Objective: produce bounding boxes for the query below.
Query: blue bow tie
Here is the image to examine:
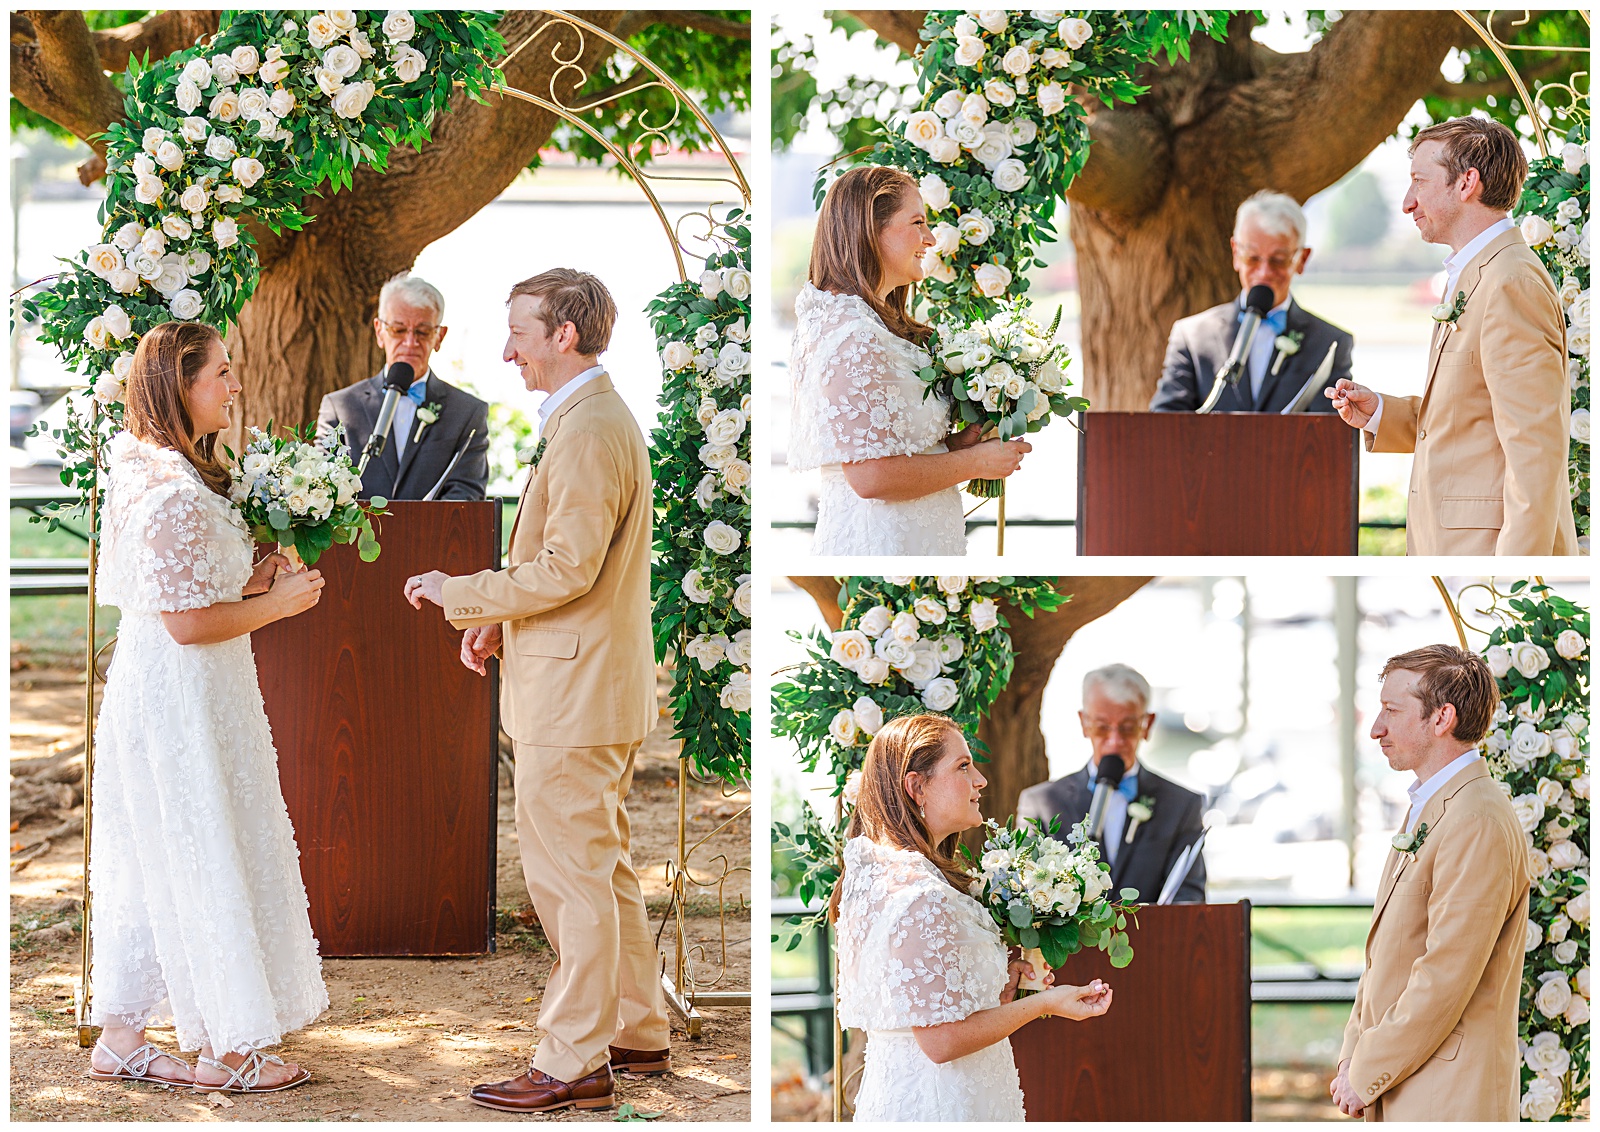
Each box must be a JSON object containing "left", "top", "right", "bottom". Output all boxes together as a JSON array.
[
  {"left": 1241, "top": 308, "right": 1288, "bottom": 337},
  {"left": 1088, "top": 765, "right": 1141, "bottom": 800},
  {"left": 406, "top": 380, "right": 427, "bottom": 406}
]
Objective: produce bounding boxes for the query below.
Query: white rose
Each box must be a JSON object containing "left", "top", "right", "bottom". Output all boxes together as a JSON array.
[
  {"left": 1039, "top": 47, "right": 1073, "bottom": 71},
  {"left": 719, "top": 672, "right": 751, "bottom": 713},
  {"left": 1528, "top": 847, "right": 1551, "bottom": 879},
  {"left": 1570, "top": 292, "right": 1590, "bottom": 334},
  {"left": 209, "top": 54, "right": 240, "bottom": 86},
  {"left": 1484, "top": 644, "right": 1512, "bottom": 678},
  {"left": 307, "top": 15, "right": 340, "bottom": 49},
  {"left": 947, "top": 117, "right": 984, "bottom": 149},
  {"left": 179, "top": 56, "right": 212, "bottom": 89},
  {"left": 875, "top": 635, "right": 916, "bottom": 671},
  {"left": 316, "top": 66, "right": 346, "bottom": 97},
  {"left": 702, "top": 519, "right": 742, "bottom": 555},
  {"left": 1565, "top": 995, "right": 1590, "bottom": 1026},
  {"left": 905, "top": 110, "right": 944, "bottom": 149},
  {"left": 932, "top": 89, "right": 965, "bottom": 119},
  {"left": 1569, "top": 891, "right": 1591, "bottom": 925},
  {"left": 1002, "top": 46, "right": 1034, "bottom": 76},
  {"left": 661, "top": 340, "right": 694, "bottom": 370},
  {"left": 212, "top": 217, "right": 239, "bottom": 248},
  {"left": 830, "top": 630, "right": 873, "bottom": 671},
  {"left": 1571, "top": 772, "right": 1589, "bottom": 799},
  {"left": 168, "top": 288, "right": 204, "bottom": 320},
  {"left": 1511, "top": 792, "right": 1545, "bottom": 832},
  {"left": 108, "top": 265, "right": 140, "bottom": 294},
  {"left": 231, "top": 45, "right": 260, "bottom": 75},
  {"left": 327, "top": 9, "right": 359, "bottom": 31},
  {"left": 919, "top": 172, "right": 952, "bottom": 213},
  {"left": 1524, "top": 1032, "right": 1572, "bottom": 1078},
  {"left": 722, "top": 459, "right": 750, "bottom": 499},
  {"left": 82, "top": 317, "right": 111, "bottom": 352},
  {"left": 857, "top": 656, "right": 891, "bottom": 685},
  {"left": 699, "top": 269, "right": 724, "bottom": 301},
  {"left": 684, "top": 632, "right": 728, "bottom": 672},
  {"left": 178, "top": 183, "right": 209, "bottom": 213},
  {"left": 333, "top": 81, "right": 376, "bottom": 119},
  {"left": 920, "top": 224, "right": 959, "bottom": 262},
  {"left": 921, "top": 676, "right": 960, "bottom": 712},
  {"left": 969, "top": 598, "right": 1000, "bottom": 632},
  {"left": 101, "top": 304, "right": 132, "bottom": 340},
  {"left": 112, "top": 221, "right": 146, "bottom": 252},
  {"left": 1521, "top": 1076, "right": 1562, "bottom": 1122},
  {"left": 175, "top": 79, "right": 203, "bottom": 114},
  {"left": 953, "top": 36, "right": 986, "bottom": 68},
  {"left": 913, "top": 596, "right": 948, "bottom": 625},
  {"left": 682, "top": 568, "right": 713, "bottom": 604},
  {"left": 1058, "top": 17, "right": 1094, "bottom": 49},
  {"left": 938, "top": 635, "right": 964, "bottom": 662},
  {"left": 1536, "top": 776, "right": 1565, "bottom": 808},
  {"left": 153, "top": 140, "right": 184, "bottom": 173},
  {"left": 699, "top": 442, "right": 735, "bottom": 470},
  {"left": 974, "top": 262, "right": 1013, "bottom": 298},
  {"left": 829, "top": 709, "right": 859, "bottom": 747},
  {"left": 1521, "top": 214, "right": 1555, "bottom": 246},
  {"left": 722, "top": 268, "right": 752, "bottom": 302},
  {"left": 960, "top": 91, "right": 989, "bottom": 127},
  {"left": 214, "top": 184, "right": 243, "bottom": 204},
  {"left": 926, "top": 136, "right": 962, "bottom": 164},
  {"left": 1549, "top": 840, "right": 1585, "bottom": 870},
  {"left": 209, "top": 89, "right": 241, "bottom": 122},
  {"left": 726, "top": 630, "right": 752, "bottom": 667},
  {"left": 982, "top": 80, "right": 1016, "bottom": 110},
  {"left": 391, "top": 44, "right": 428, "bottom": 83},
  {"left": 93, "top": 375, "right": 124, "bottom": 405},
  {"left": 383, "top": 10, "right": 417, "bottom": 42},
  {"left": 324, "top": 44, "right": 362, "bottom": 80},
  {"left": 150, "top": 257, "right": 189, "bottom": 297},
  {"left": 726, "top": 316, "right": 750, "bottom": 345},
  {"left": 349, "top": 28, "right": 376, "bottom": 59},
  {"left": 1512, "top": 640, "right": 1551, "bottom": 678},
  {"left": 1554, "top": 628, "right": 1585, "bottom": 659},
  {"left": 231, "top": 156, "right": 265, "bottom": 188},
  {"left": 971, "top": 127, "right": 1013, "bottom": 170},
  {"left": 160, "top": 214, "right": 193, "bottom": 240},
  {"left": 205, "top": 133, "right": 239, "bottom": 163},
  {"left": 267, "top": 89, "right": 296, "bottom": 121},
  {"left": 259, "top": 57, "right": 291, "bottom": 84},
  {"left": 854, "top": 606, "right": 890, "bottom": 639},
  {"left": 836, "top": 697, "right": 880, "bottom": 740},
  {"left": 992, "top": 158, "right": 1029, "bottom": 193},
  {"left": 1572, "top": 408, "right": 1591, "bottom": 443},
  {"left": 976, "top": 9, "right": 1008, "bottom": 33},
  {"left": 887, "top": 610, "right": 919, "bottom": 644},
  {"left": 126, "top": 247, "right": 161, "bottom": 281},
  {"left": 692, "top": 472, "right": 720, "bottom": 511},
  {"left": 86, "top": 244, "right": 124, "bottom": 279},
  {"left": 1535, "top": 971, "right": 1573, "bottom": 1018},
  {"left": 1037, "top": 82, "right": 1067, "bottom": 116},
  {"left": 237, "top": 86, "right": 272, "bottom": 121},
  {"left": 139, "top": 129, "right": 166, "bottom": 160},
  {"left": 1578, "top": 965, "right": 1592, "bottom": 997},
  {"left": 958, "top": 210, "right": 994, "bottom": 245},
  {"left": 1562, "top": 142, "right": 1587, "bottom": 175}
]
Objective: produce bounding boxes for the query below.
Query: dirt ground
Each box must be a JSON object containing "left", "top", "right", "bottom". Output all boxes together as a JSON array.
[{"left": 10, "top": 667, "right": 751, "bottom": 1122}]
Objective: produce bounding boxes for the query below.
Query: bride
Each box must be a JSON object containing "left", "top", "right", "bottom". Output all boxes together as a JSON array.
[
  {"left": 833, "top": 713, "right": 1113, "bottom": 1121},
  {"left": 88, "top": 321, "right": 329, "bottom": 1093},
  {"left": 789, "top": 165, "right": 1032, "bottom": 555}
]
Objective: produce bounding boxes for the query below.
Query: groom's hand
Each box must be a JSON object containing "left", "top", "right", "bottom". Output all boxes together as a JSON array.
[
  {"left": 460, "top": 624, "right": 501, "bottom": 675},
  {"left": 1325, "top": 378, "right": 1378, "bottom": 429},
  {"left": 1330, "top": 1059, "right": 1365, "bottom": 1117},
  {"left": 403, "top": 570, "right": 450, "bottom": 610}
]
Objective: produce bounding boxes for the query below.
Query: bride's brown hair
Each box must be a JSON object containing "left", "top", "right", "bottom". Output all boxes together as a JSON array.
[
  {"left": 809, "top": 165, "right": 933, "bottom": 347},
  {"left": 122, "top": 321, "right": 233, "bottom": 499},
  {"left": 828, "top": 713, "right": 972, "bottom": 922}
]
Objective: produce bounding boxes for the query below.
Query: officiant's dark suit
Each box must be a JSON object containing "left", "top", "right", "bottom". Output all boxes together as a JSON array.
[
  {"left": 1148, "top": 295, "right": 1355, "bottom": 413},
  {"left": 318, "top": 369, "right": 490, "bottom": 500},
  {"left": 1017, "top": 759, "right": 1208, "bottom": 904}
]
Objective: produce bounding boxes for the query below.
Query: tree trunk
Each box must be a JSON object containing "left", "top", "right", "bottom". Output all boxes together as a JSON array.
[
  {"left": 791, "top": 575, "right": 1154, "bottom": 841},
  {"left": 850, "top": 9, "right": 1466, "bottom": 410}
]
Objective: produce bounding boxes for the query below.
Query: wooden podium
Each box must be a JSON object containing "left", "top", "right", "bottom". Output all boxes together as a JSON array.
[
  {"left": 252, "top": 501, "right": 501, "bottom": 957},
  {"left": 1077, "top": 412, "right": 1359, "bottom": 555},
  {"left": 1012, "top": 902, "right": 1252, "bottom": 1121}
]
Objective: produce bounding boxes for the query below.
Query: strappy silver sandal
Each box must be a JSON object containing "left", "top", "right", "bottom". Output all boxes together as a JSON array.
[
  {"left": 196, "top": 1049, "right": 311, "bottom": 1094},
  {"left": 87, "top": 1041, "right": 193, "bottom": 1086}
]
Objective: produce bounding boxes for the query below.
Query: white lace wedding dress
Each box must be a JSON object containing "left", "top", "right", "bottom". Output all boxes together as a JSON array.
[
  {"left": 89, "top": 431, "right": 327, "bottom": 1054},
  {"left": 835, "top": 836, "right": 1026, "bottom": 1121},
  {"left": 789, "top": 283, "right": 967, "bottom": 555}
]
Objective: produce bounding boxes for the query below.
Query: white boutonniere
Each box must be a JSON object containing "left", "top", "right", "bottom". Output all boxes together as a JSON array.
[
  {"left": 1124, "top": 796, "right": 1155, "bottom": 844},
  {"left": 1430, "top": 291, "right": 1468, "bottom": 335},
  {"left": 1390, "top": 821, "right": 1429, "bottom": 878},
  {"left": 412, "top": 400, "right": 442, "bottom": 444},
  {"left": 517, "top": 438, "right": 547, "bottom": 468},
  {"left": 1269, "top": 329, "right": 1304, "bottom": 376}
]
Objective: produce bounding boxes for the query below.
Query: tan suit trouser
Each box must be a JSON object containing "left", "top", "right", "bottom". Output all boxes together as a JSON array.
[{"left": 513, "top": 739, "right": 670, "bottom": 1082}]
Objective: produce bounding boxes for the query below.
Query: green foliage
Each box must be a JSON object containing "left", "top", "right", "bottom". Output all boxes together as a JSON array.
[
  {"left": 772, "top": 13, "right": 916, "bottom": 154},
  {"left": 1420, "top": 11, "right": 1590, "bottom": 145},
  {"left": 647, "top": 207, "right": 751, "bottom": 786}
]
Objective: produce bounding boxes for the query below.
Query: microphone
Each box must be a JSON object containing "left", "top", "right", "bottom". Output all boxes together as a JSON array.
[
  {"left": 1197, "top": 283, "right": 1275, "bottom": 414},
  {"left": 1086, "top": 754, "right": 1127, "bottom": 842},
  {"left": 358, "top": 361, "right": 415, "bottom": 476}
]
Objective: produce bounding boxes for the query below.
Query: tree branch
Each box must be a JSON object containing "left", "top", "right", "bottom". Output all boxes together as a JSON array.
[
  {"left": 624, "top": 11, "right": 750, "bottom": 40},
  {"left": 10, "top": 10, "right": 126, "bottom": 151},
  {"left": 93, "top": 10, "right": 219, "bottom": 73},
  {"left": 848, "top": 10, "right": 925, "bottom": 56}
]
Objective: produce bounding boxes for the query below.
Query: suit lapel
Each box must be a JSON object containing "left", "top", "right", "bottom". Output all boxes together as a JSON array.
[
  {"left": 1421, "top": 231, "right": 1516, "bottom": 405},
  {"left": 392, "top": 371, "right": 448, "bottom": 496},
  {"left": 1253, "top": 301, "right": 1303, "bottom": 411},
  {"left": 509, "top": 372, "right": 613, "bottom": 547},
  {"left": 1365, "top": 761, "right": 1488, "bottom": 943}
]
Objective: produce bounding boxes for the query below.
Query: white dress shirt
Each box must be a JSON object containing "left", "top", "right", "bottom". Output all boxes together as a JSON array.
[
  {"left": 536, "top": 364, "right": 607, "bottom": 436},
  {"left": 1086, "top": 759, "right": 1140, "bottom": 866},
  {"left": 1364, "top": 217, "right": 1515, "bottom": 436},
  {"left": 1402, "top": 747, "right": 1482, "bottom": 834},
  {"left": 1243, "top": 293, "right": 1292, "bottom": 404},
  {"left": 392, "top": 371, "right": 432, "bottom": 458}
]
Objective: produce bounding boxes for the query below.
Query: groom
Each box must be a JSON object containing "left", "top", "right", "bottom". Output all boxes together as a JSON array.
[
  {"left": 404, "top": 268, "right": 669, "bottom": 1113},
  {"left": 1331, "top": 645, "right": 1528, "bottom": 1121},
  {"left": 1326, "top": 116, "right": 1577, "bottom": 555}
]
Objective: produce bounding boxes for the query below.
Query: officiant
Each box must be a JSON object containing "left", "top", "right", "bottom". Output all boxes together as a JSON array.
[
  {"left": 1017, "top": 664, "right": 1207, "bottom": 904},
  {"left": 318, "top": 271, "right": 491, "bottom": 500},
  {"left": 1149, "top": 191, "right": 1355, "bottom": 414}
]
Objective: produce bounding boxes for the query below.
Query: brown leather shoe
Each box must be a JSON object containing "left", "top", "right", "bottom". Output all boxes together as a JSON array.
[
  {"left": 468, "top": 1064, "right": 614, "bottom": 1113},
  {"left": 609, "top": 1045, "right": 671, "bottom": 1076}
]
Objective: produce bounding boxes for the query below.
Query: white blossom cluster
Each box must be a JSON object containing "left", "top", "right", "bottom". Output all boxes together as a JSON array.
[
  {"left": 230, "top": 426, "right": 362, "bottom": 524},
  {"left": 971, "top": 815, "right": 1112, "bottom": 923},
  {"left": 824, "top": 577, "right": 1003, "bottom": 749},
  {"left": 1480, "top": 616, "right": 1591, "bottom": 1120},
  {"left": 931, "top": 305, "right": 1070, "bottom": 420}
]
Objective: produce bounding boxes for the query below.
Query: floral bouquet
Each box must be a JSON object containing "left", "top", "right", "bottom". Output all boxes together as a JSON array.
[
  {"left": 963, "top": 814, "right": 1137, "bottom": 993},
  {"left": 228, "top": 423, "right": 384, "bottom": 567},
  {"left": 920, "top": 302, "right": 1087, "bottom": 497}
]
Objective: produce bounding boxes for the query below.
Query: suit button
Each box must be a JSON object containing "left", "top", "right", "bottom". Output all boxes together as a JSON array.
[{"left": 1418, "top": 428, "right": 1426, "bottom": 440}]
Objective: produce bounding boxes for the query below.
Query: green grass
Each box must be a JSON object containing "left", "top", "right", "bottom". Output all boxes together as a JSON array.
[
  {"left": 1251, "top": 906, "right": 1369, "bottom": 969},
  {"left": 10, "top": 597, "right": 118, "bottom": 669},
  {"left": 11, "top": 510, "right": 91, "bottom": 558}
]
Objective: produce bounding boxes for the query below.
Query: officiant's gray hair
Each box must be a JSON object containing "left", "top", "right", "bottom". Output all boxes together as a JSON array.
[
  {"left": 379, "top": 271, "right": 446, "bottom": 322},
  {"left": 1234, "top": 190, "right": 1306, "bottom": 248},
  {"left": 1083, "top": 664, "right": 1152, "bottom": 712}
]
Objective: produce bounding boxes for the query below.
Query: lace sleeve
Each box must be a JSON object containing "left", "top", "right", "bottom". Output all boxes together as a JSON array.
[
  {"left": 881, "top": 885, "right": 987, "bottom": 1027},
  {"left": 789, "top": 286, "right": 950, "bottom": 470},
  {"left": 137, "top": 485, "right": 238, "bottom": 612}
]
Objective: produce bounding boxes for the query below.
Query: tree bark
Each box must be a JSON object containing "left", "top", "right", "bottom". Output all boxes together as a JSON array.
[
  {"left": 849, "top": 10, "right": 1468, "bottom": 410},
  {"left": 791, "top": 575, "right": 1153, "bottom": 839}
]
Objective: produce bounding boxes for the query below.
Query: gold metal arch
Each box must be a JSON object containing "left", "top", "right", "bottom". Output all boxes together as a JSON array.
[{"left": 1453, "top": 9, "right": 1592, "bottom": 159}]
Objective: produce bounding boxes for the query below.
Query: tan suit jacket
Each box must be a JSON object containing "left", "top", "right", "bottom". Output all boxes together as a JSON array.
[
  {"left": 1340, "top": 761, "right": 1530, "bottom": 1121},
  {"left": 1370, "top": 228, "right": 1577, "bottom": 555},
  {"left": 441, "top": 374, "right": 656, "bottom": 747}
]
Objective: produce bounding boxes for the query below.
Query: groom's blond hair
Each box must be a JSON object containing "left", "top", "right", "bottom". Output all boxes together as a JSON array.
[
  {"left": 508, "top": 269, "right": 616, "bottom": 355},
  {"left": 1381, "top": 645, "right": 1499, "bottom": 743},
  {"left": 1410, "top": 117, "right": 1527, "bottom": 213}
]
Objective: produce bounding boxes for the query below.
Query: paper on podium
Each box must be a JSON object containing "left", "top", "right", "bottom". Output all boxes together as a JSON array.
[{"left": 1156, "top": 828, "right": 1209, "bottom": 904}]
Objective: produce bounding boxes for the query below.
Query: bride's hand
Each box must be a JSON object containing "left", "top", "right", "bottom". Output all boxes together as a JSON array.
[
  {"left": 947, "top": 423, "right": 985, "bottom": 451},
  {"left": 244, "top": 552, "right": 291, "bottom": 596},
  {"left": 1000, "top": 953, "right": 1053, "bottom": 1004},
  {"left": 967, "top": 438, "right": 1032, "bottom": 479},
  {"left": 1037, "top": 978, "right": 1112, "bottom": 1021}
]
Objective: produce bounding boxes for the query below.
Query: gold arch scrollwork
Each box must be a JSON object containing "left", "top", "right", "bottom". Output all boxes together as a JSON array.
[{"left": 1453, "top": 10, "right": 1592, "bottom": 158}]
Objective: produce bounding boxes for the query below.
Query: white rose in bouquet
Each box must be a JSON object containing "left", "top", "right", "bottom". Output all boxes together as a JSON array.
[
  {"left": 830, "top": 630, "right": 872, "bottom": 670},
  {"left": 1549, "top": 840, "right": 1586, "bottom": 870},
  {"left": 210, "top": 89, "right": 241, "bottom": 121},
  {"left": 327, "top": 9, "right": 359, "bottom": 31},
  {"left": 1521, "top": 1076, "right": 1562, "bottom": 1122},
  {"left": 1483, "top": 644, "right": 1512, "bottom": 678},
  {"left": 919, "top": 173, "right": 952, "bottom": 212},
  {"left": 733, "top": 574, "right": 752, "bottom": 617},
  {"left": 1537, "top": 777, "right": 1565, "bottom": 808},
  {"left": 1521, "top": 214, "right": 1555, "bottom": 246},
  {"left": 1508, "top": 722, "right": 1551, "bottom": 768},
  {"left": 86, "top": 244, "right": 124, "bottom": 279},
  {"left": 269, "top": 89, "right": 296, "bottom": 119},
  {"left": 925, "top": 135, "right": 962, "bottom": 164},
  {"left": 725, "top": 629, "right": 751, "bottom": 668},
  {"left": 307, "top": 13, "right": 340, "bottom": 49},
  {"left": 1569, "top": 891, "right": 1591, "bottom": 925},
  {"left": 852, "top": 695, "right": 884, "bottom": 736},
  {"left": 933, "top": 89, "right": 965, "bottom": 119},
  {"left": 953, "top": 36, "right": 986, "bottom": 68},
  {"left": 181, "top": 57, "right": 213, "bottom": 89},
  {"left": 1562, "top": 142, "right": 1587, "bottom": 174},
  {"left": 155, "top": 141, "right": 185, "bottom": 172},
  {"left": 887, "top": 609, "right": 920, "bottom": 643},
  {"left": 1040, "top": 47, "right": 1072, "bottom": 70},
  {"left": 983, "top": 79, "right": 1016, "bottom": 108},
  {"left": 1535, "top": 971, "right": 1573, "bottom": 1018},
  {"left": 1566, "top": 995, "right": 1590, "bottom": 1026},
  {"left": 858, "top": 605, "right": 892, "bottom": 638},
  {"left": 992, "top": 158, "right": 1029, "bottom": 193},
  {"left": 260, "top": 55, "right": 291, "bottom": 84},
  {"left": 662, "top": 340, "right": 694, "bottom": 370},
  {"left": 704, "top": 408, "right": 747, "bottom": 446},
  {"left": 973, "top": 125, "right": 1013, "bottom": 169},
  {"left": 1515, "top": 698, "right": 1546, "bottom": 724},
  {"left": 349, "top": 29, "right": 376, "bottom": 59},
  {"left": 1058, "top": 17, "right": 1094, "bottom": 49},
  {"left": 112, "top": 221, "right": 145, "bottom": 251},
  {"left": 1523, "top": 1032, "right": 1571, "bottom": 1079},
  {"left": 974, "top": 262, "right": 1013, "bottom": 298},
  {"left": 206, "top": 133, "right": 239, "bottom": 162},
  {"left": 93, "top": 375, "right": 124, "bottom": 405},
  {"left": 176, "top": 79, "right": 203, "bottom": 113},
  {"left": 1571, "top": 772, "right": 1590, "bottom": 798},
  {"left": 384, "top": 10, "right": 417, "bottom": 42},
  {"left": 702, "top": 519, "right": 742, "bottom": 555},
  {"left": 969, "top": 597, "right": 1000, "bottom": 632},
  {"left": 875, "top": 634, "right": 917, "bottom": 671},
  {"left": 958, "top": 211, "right": 995, "bottom": 245},
  {"left": 1512, "top": 640, "right": 1551, "bottom": 678},
  {"left": 231, "top": 45, "right": 260, "bottom": 74},
  {"left": 333, "top": 81, "right": 376, "bottom": 118},
  {"left": 1525, "top": 916, "right": 1544, "bottom": 951},
  {"left": 1555, "top": 628, "right": 1586, "bottom": 658},
  {"left": 685, "top": 633, "right": 728, "bottom": 672},
  {"left": 913, "top": 596, "right": 948, "bottom": 625},
  {"left": 215, "top": 184, "right": 244, "bottom": 204},
  {"left": 1037, "top": 82, "right": 1067, "bottom": 116},
  {"left": 903, "top": 644, "right": 942, "bottom": 687},
  {"left": 1528, "top": 846, "right": 1551, "bottom": 879},
  {"left": 100, "top": 304, "right": 133, "bottom": 341},
  {"left": 948, "top": 118, "right": 984, "bottom": 149},
  {"left": 905, "top": 110, "right": 944, "bottom": 149},
  {"left": 237, "top": 86, "right": 272, "bottom": 119},
  {"left": 922, "top": 676, "right": 960, "bottom": 711},
  {"left": 682, "top": 568, "right": 713, "bottom": 604},
  {"left": 722, "top": 268, "right": 752, "bottom": 301},
  {"left": 1572, "top": 408, "right": 1591, "bottom": 443},
  {"left": 179, "top": 183, "right": 209, "bottom": 213},
  {"left": 857, "top": 656, "right": 891, "bottom": 685},
  {"left": 929, "top": 222, "right": 962, "bottom": 259},
  {"left": 231, "top": 156, "right": 266, "bottom": 188},
  {"left": 1002, "top": 46, "right": 1033, "bottom": 76},
  {"left": 976, "top": 9, "right": 1008, "bottom": 33},
  {"left": 213, "top": 217, "right": 239, "bottom": 248},
  {"left": 210, "top": 54, "right": 240, "bottom": 86},
  {"left": 1510, "top": 792, "right": 1545, "bottom": 831},
  {"left": 719, "top": 672, "right": 750, "bottom": 712}
]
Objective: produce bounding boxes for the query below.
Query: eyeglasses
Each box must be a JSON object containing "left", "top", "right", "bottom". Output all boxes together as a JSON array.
[
  {"left": 376, "top": 318, "right": 441, "bottom": 342},
  {"left": 1082, "top": 718, "right": 1149, "bottom": 739},
  {"left": 1235, "top": 250, "right": 1304, "bottom": 272}
]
